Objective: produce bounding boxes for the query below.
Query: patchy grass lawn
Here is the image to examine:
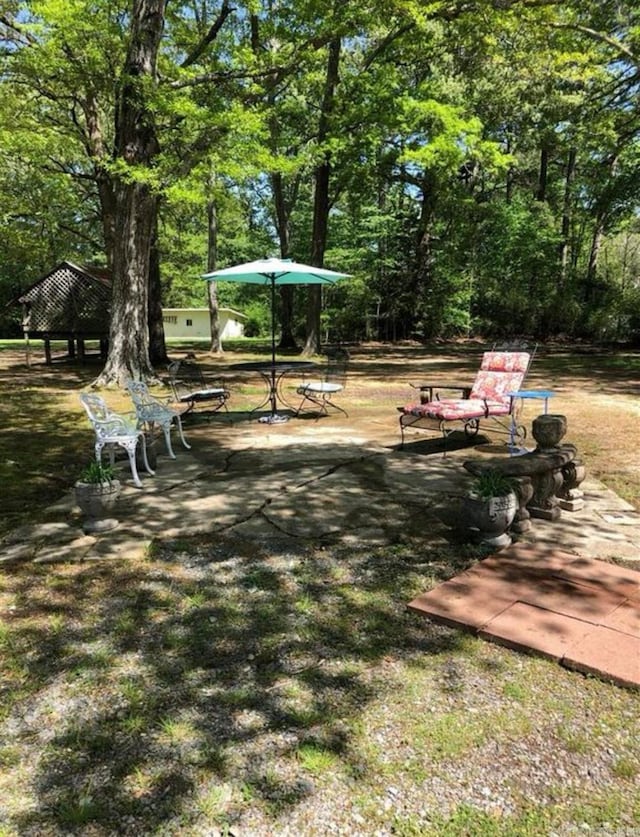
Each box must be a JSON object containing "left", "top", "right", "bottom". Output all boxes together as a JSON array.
[
  {"left": 0, "top": 341, "right": 639, "bottom": 835},
  {"left": 1, "top": 535, "right": 638, "bottom": 835}
]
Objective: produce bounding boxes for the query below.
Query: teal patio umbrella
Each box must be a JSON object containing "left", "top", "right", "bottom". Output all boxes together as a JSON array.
[{"left": 203, "top": 257, "right": 350, "bottom": 420}]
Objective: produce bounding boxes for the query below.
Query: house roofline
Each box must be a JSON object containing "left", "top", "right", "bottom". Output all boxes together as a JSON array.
[{"left": 162, "top": 306, "right": 247, "bottom": 320}]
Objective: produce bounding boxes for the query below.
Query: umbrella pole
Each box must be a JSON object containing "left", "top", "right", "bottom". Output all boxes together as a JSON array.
[
  {"left": 257, "top": 273, "right": 288, "bottom": 424},
  {"left": 270, "top": 277, "right": 277, "bottom": 415}
]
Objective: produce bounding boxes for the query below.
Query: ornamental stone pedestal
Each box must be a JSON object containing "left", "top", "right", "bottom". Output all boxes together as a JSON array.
[
  {"left": 557, "top": 458, "right": 586, "bottom": 512},
  {"left": 531, "top": 414, "right": 568, "bottom": 451}
]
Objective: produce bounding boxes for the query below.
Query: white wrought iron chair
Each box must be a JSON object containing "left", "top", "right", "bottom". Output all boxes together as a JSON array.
[
  {"left": 125, "top": 380, "right": 191, "bottom": 459},
  {"left": 79, "top": 393, "right": 154, "bottom": 489},
  {"left": 295, "top": 348, "right": 349, "bottom": 417}
]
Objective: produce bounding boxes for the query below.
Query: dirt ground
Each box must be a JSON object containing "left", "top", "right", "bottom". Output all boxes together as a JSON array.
[{"left": 1, "top": 339, "right": 639, "bottom": 538}]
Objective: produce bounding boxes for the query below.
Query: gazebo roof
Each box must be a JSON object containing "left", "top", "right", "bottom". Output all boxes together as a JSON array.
[{"left": 13, "top": 260, "right": 112, "bottom": 337}]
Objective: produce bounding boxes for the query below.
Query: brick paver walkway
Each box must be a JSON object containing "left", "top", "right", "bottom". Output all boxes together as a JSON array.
[{"left": 409, "top": 542, "right": 640, "bottom": 689}]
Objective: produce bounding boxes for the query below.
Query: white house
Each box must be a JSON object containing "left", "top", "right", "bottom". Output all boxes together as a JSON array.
[{"left": 162, "top": 307, "right": 247, "bottom": 340}]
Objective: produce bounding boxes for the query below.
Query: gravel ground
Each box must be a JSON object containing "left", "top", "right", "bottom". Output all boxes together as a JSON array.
[{"left": 1, "top": 530, "right": 638, "bottom": 836}]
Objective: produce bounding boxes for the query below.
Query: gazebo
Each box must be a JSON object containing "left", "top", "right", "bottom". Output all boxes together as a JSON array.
[{"left": 11, "top": 260, "right": 111, "bottom": 364}]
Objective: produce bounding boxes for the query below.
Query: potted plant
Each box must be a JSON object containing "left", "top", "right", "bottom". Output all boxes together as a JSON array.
[
  {"left": 74, "top": 461, "right": 122, "bottom": 533},
  {"left": 462, "top": 468, "right": 518, "bottom": 548}
]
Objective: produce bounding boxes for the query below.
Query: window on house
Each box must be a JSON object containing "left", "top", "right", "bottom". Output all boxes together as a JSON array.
[
  {"left": 163, "top": 315, "right": 177, "bottom": 324},
  {"left": 186, "top": 319, "right": 193, "bottom": 327}
]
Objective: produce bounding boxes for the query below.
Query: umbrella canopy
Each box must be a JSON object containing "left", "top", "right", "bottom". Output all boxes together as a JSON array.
[
  {"left": 203, "top": 257, "right": 349, "bottom": 285},
  {"left": 203, "top": 257, "right": 350, "bottom": 420}
]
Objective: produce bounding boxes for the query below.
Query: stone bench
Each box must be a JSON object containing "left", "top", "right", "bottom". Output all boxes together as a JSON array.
[{"left": 463, "top": 415, "right": 586, "bottom": 534}]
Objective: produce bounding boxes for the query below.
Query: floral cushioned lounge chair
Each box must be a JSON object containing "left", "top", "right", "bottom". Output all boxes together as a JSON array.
[{"left": 398, "top": 350, "right": 532, "bottom": 449}]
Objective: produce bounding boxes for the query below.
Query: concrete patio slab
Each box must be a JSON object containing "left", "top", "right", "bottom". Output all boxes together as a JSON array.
[
  {"left": 407, "top": 578, "right": 516, "bottom": 632},
  {"left": 600, "top": 600, "right": 640, "bottom": 634}
]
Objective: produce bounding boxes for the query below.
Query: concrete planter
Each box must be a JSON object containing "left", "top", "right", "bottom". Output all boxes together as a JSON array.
[
  {"left": 74, "top": 479, "right": 122, "bottom": 533},
  {"left": 462, "top": 491, "right": 517, "bottom": 548}
]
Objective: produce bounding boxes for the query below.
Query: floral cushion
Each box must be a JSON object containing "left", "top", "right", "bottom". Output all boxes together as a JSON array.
[
  {"left": 404, "top": 398, "right": 511, "bottom": 421},
  {"left": 479, "top": 351, "right": 530, "bottom": 373},
  {"left": 469, "top": 352, "right": 530, "bottom": 405}
]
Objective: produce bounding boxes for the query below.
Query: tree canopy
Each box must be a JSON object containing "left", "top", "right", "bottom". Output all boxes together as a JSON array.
[{"left": 1, "top": 0, "right": 639, "bottom": 377}]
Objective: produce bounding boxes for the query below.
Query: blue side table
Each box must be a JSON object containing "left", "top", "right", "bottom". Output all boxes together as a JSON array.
[{"left": 507, "top": 389, "right": 555, "bottom": 453}]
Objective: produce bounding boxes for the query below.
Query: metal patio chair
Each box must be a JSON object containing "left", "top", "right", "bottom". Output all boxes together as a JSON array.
[
  {"left": 166, "top": 359, "right": 230, "bottom": 418},
  {"left": 295, "top": 347, "right": 350, "bottom": 417},
  {"left": 126, "top": 380, "right": 191, "bottom": 459},
  {"left": 398, "top": 349, "right": 533, "bottom": 448},
  {"left": 79, "top": 392, "right": 154, "bottom": 489}
]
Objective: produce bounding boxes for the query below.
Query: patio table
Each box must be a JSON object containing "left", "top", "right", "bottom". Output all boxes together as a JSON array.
[{"left": 230, "top": 360, "right": 316, "bottom": 421}]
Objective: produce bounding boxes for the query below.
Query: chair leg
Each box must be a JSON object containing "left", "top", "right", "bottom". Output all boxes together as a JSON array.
[
  {"left": 296, "top": 392, "right": 324, "bottom": 417},
  {"left": 174, "top": 414, "right": 191, "bottom": 449},
  {"left": 98, "top": 442, "right": 116, "bottom": 469},
  {"left": 96, "top": 443, "right": 116, "bottom": 469},
  {"left": 120, "top": 439, "right": 144, "bottom": 488},
  {"left": 325, "top": 395, "right": 348, "bottom": 417},
  {"left": 137, "top": 433, "right": 155, "bottom": 476},
  {"left": 157, "top": 421, "right": 176, "bottom": 459}
]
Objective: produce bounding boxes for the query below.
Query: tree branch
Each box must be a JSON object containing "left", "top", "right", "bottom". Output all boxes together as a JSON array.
[
  {"left": 548, "top": 22, "right": 637, "bottom": 65},
  {"left": 0, "top": 13, "right": 37, "bottom": 45},
  {"left": 181, "top": 0, "right": 235, "bottom": 68},
  {"left": 167, "top": 64, "right": 292, "bottom": 90}
]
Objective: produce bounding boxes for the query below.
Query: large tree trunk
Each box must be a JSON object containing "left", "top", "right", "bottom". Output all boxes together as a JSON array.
[
  {"left": 271, "top": 171, "right": 297, "bottom": 349},
  {"left": 303, "top": 36, "right": 341, "bottom": 357},
  {"left": 99, "top": 185, "right": 158, "bottom": 385},
  {"left": 97, "top": 174, "right": 117, "bottom": 270},
  {"left": 207, "top": 194, "right": 223, "bottom": 354},
  {"left": 304, "top": 159, "right": 330, "bottom": 355},
  {"left": 94, "top": 0, "right": 166, "bottom": 387},
  {"left": 83, "top": 90, "right": 117, "bottom": 269},
  {"left": 559, "top": 146, "right": 577, "bottom": 288},
  {"left": 148, "top": 208, "right": 168, "bottom": 365},
  {"left": 251, "top": 12, "right": 297, "bottom": 352}
]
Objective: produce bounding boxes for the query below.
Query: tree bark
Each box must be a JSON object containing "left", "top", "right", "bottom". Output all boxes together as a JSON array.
[
  {"left": 303, "top": 36, "right": 341, "bottom": 356},
  {"left": 82, "top": 90, "right": 117, "bottom": 269},
  {"left": 271, "top": 171, "right": 297, "bottom": 349},
  {"left": 207, "top": 193, "right": 223, "bottom": 354},
  {"left": 559, "top": 146, "right": 577, "bottom": 288},
  {"left": 255, "top": 0, "right": 298, "bottom": 354},
  {"left": 94, "top": 0, "right": 166, "bottom": 387},
  {"left": 148, "top": 209, "right": 167, "bottom": 365}
]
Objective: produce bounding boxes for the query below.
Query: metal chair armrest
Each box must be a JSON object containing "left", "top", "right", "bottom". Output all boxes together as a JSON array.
[
  {"left": 410, "top": 383, "right": 471, "bottom": 404},
  {"left": 94, "top": 414, "right": 137, "bottom": 434}
]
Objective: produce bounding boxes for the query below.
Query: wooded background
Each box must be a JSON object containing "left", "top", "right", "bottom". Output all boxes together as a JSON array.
[{"left": 1, "top": 1, "right": 639, "bottom": 380}]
